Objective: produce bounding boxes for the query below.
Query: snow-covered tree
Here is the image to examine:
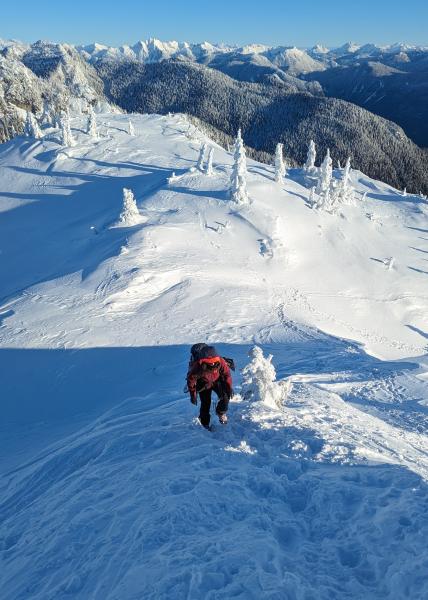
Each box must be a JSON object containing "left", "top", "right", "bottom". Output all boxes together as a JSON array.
[
  {"left": 274, "top": 143, "right": 285, "bottom": 184},
  {"left": 316, "top": 148, "right": 333, "bottom": 209},
  {"left": 230, "top": 129, "right": 248, "bottom": 204},
  {"left": 309, "top": 186, "right": 316, "bottom": 207},
  {"left": 128, "top": 119, "right": 135, "bottom": 136},
  {"left": 117, "top": 188, "right": 140, "bottom": 226},
  {"left": 304, "top": 139, "right": 316, "bottom": 171},
  {"left": 339, "top": 157, "right": 353, "bottom": 203},
  {"left": 59, "top": 110, "right": 75, "bottom": 147},
  {"left": 241, "top": 346, "right": 288, "bottom": 409},
  {"left": 86, "top": 105, "right": 98, "bottom": 138},
  {"left": 197, "top": 143, "right": 207, "bottom": 171},
  {"left": 205, "top": 146, "right": 214, "bottom": 176},
  {"left": 330, "top": 157, "right": 354, "bottom": 209},
  {"left": 40, "top": 99, "right": 53, "bottom": 126},
  {"left": 24, "top": 111, "right": 42, "bottom": 139},
  {"left": 402, "top": 187, "right": 407, "bottom": 197}
]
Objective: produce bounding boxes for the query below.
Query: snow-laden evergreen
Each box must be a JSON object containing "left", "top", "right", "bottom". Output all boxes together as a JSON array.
[
  {"left": 335, "top": 156, "right": 353, "bottom": 205},
  {"left": 274, "top": 142, "right": 286, "bottom": 184},
  {"left": 316, "top": 148, "right": 333, "bottom": 209},
  {"left": 128, "top": 119, "right": 135, "bottom": 136},
  {"left": 241, "top": 346, "right": 289, "bottom": 409},
  {"left": 116, "top": 187, "right": 141, "bottom": 226},
  {"left": 196, "top": 142, "right": 207, "bottom": 171},
  {"left": 86, "top": 104, "right": 98, "bottom": 138},
  {"left": 24, "top": 111, "right": 42, "bottom": 139},
  {"left": 205, "top": 146, "right": 214, "bottom": 176},
  {"left": 59, "top": 110, "right": 75, "bottom": 147},
  {"left": 230, "top": 129, "right": 249, "bottom": 204},
  {"left": 304, "top": 139, "right": 316, "bottom": 171}
]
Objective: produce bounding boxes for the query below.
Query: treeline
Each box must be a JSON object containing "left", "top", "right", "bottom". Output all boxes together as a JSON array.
[{"left": 95, "top": 59, "right": 428, "bottom": 194}]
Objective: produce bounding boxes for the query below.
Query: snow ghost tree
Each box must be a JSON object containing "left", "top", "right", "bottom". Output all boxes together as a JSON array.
[
  {"left": 205, "top": 146, "right": 214, "bottom": 176},
  {"left": 59, "top": 111, "right": 75, "bottom": 147},
  {"left": 24, "top": 111, "right": 42, "bottom": 139},
  {"left": 274, "top": 143, "right": 286, "bottom": 184},
  {"left": 86, "top": 105, "right": 98, "bottom": 138},
  {"left": 337, "top": 157, "right": 353, "bottom": 204},
  {"left": 128, "top": 119, "right": 135, "bottom": 136},
  {"left": 197, "top": 143, "right": 207, "bottom": 171},
  {"left": 230, "top": 129, "right": 249, "bottom": 204},
  {"left": 241, "top": 346, "right": 288, "bottom": 409},
  {"left": 304, "top": 139, "right": 316, "bottom": 171},
  {"left": 117, "top": 188, "right": 140, "bottom": 226},
  {"left": 316, "top": 148, "right": 333, "bottom": 209},
  {"left": 40, "top": 99, "right": 53, "bottom": 126}
]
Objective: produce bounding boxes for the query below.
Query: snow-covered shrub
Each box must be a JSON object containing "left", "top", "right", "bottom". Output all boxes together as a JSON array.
[
  {"left": 128, "top": 119, "right": 135, "bottom": 136},
  {"left": 86, "top": 104, "right": 98, "bottom": 138},
  {"left": 59, "top": 110, "right": 75, "bottom": 147},
  {"left": 241, "top": 346, "right": 288, "bottom": 410},
  {"left": 304, "top": 139, "right": 316, "bottom": 171},
  {"left": 117, "top": 188, "right": 140, "bottom": 226},
  {"left": 24, "top": 111, "right": 42, "bottom": 139},
  {"left": 205, "top": 146, "right": 214, "bottom": 176},
  {"left": 274, "top": 143, "right": 285, "bottom": 184},
  {"left": 197, "top": 143, "right": 207, "bottom": 171},
  {"left": 230, "top": 129, "right": 249, "bottom": 204}
]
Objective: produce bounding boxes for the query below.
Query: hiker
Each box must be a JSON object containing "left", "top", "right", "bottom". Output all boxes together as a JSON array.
[{"left": 187, "top": 344, "right": 233, "bottom": 429}]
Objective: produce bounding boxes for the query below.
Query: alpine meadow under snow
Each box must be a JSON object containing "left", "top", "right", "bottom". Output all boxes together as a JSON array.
[{"left": 1, "top": 107, "right": 428, "bottom": 599}]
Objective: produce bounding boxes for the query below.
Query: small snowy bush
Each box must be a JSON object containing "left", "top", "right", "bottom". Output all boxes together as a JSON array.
[
  {"left": 241, "top": 346, "right": 288, "bottom": 410},
  {"left": 117, "top": 188, "right": 141, "bottom": 226}
]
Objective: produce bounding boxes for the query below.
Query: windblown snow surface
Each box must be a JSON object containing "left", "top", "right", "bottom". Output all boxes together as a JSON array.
[{"left": 1, "top": 113, "right": 428, "bottom": 599}]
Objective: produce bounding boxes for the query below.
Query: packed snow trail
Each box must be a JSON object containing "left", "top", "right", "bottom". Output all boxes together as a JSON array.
[{"left": 1, "top": 112, "right": 428, "bottom": 599}]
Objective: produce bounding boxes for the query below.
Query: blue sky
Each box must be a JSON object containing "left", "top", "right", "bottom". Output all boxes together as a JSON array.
[{"left": 2, "top": 0, "right": 427, "bottom": 47}]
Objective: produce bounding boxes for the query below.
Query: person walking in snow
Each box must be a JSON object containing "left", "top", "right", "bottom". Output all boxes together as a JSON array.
[{"left": 187, "top": 344, "right": 233, "bottom": 429}]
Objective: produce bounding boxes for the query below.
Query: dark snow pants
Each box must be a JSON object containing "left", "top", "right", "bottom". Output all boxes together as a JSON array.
[{"left": 198, "top": 381, "right": 229, "bottom": 428}]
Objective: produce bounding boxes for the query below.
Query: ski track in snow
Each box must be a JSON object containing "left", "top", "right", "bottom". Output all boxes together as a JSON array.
[{"left": 1, "top": 112, "right": 428, "bottom": 599}]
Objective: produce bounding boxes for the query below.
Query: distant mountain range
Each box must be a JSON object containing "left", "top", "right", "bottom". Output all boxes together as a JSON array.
[{"left": 1, "top": 38, "right": 428, "bottom": 193}]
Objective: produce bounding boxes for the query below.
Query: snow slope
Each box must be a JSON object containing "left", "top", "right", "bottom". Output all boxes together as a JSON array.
[{"left": 1, "top": 113, "right": 428, "bottom": 599}]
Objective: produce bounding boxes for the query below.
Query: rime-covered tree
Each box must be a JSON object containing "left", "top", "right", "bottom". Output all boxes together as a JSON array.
[
  {"left": 59, "top": 110, "right": 75, "bottom": 147},
  {"left": 117, "top": 188, "right": 140, "bottom": 226},
  {"left": 128, "top": 119, "right": 135, "bottom": 136},
  {"left": 241, "top": 346, "right": 289, "bottom": 409},
  {"left": 230, "top": 129, "right": 248, "bottom": 204},
  {"left": 86, "top": 104, "right": 98, "bottom": 138},
  {"left": 205, "top": 146, "right": 214, "bottom": 176},
  {"left": 340, "top": 157, "right": 353, "bottom": 203},
  {"left": 274, "top": 143, "right": 285, "bottom": 184},
  {"left": 304, "top": 139, "right": 316, "bottom": 171},
  {"left": 316, "top": 148, "right": 333, "bottom": 209},
  {"left": 24, "top": 111, "right": 42, "bottom": 139},
  {"left": 40, "top": 99, "right": 53, "bottom": 126},
  {"left": 197, "top": 143, "right": 207, "bottom": 171}
]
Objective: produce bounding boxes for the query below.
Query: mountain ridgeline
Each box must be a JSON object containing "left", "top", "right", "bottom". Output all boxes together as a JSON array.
[
  {"left": 1, "top": 38, "right": 428, "bottom": 194},
  {"left": 95, "top": 59, "right": 428, "bottom": 194}
]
